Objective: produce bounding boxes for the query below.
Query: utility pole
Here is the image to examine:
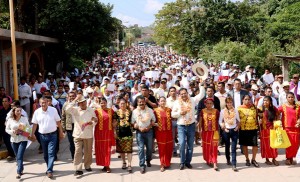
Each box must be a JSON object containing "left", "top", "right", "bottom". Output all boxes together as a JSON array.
[{"left": 9, "top": 0, "right": 19, "bottom": 100}]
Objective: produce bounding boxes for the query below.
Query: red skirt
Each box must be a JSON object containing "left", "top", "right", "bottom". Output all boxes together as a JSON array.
[
  {"left": 156, "top": 129, "right": 173, "bottom": 167},
  {"left": 285, "top": 128, "right": 300, "bottom": 158},
  {"left": 201, "top": 131, "right": 218, "bottom": 163},
  {"left": 94, "top": 129, "right": 115, "bottom": 166},
  {"left": 260, "top": 129, "right": 278, "bottom": 158}
]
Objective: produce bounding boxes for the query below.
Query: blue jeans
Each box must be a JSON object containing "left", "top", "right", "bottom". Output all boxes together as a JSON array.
[
  {"left": 172, "top": 120, "right": 177, "bottom": 153},
  {"left": 222, "top": 129, "right": 238, "bottom": 165},
  {"left": 66, "top": 130, "right": 75, "bottom": 160},
  {"left": 11, "top": 141, "right": 27, "bottom": 174},
  {"left": 177, "top": 123, "right": 195, "bottom": 165},
  {"left": 40, "top": 131, "right": 57, "bottom": 173},
  {"left": 136, "top": 129, "right": 153, "bottom": 167}
]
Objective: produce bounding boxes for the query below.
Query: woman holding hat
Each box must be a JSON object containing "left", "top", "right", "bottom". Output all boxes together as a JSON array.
[
  {"left": 238, "top": 95, "right": 259, "bottom": 167},
  {"left": 277, "top": 92, "right": 300, "bottom": 165},
  {"left": 199, "top": 98, "right": 220, "bottom": 171}
]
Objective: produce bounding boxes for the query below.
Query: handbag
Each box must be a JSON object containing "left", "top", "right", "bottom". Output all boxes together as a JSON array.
[{"left": 270, "top": 127, "right": 291, "bottom": 149}]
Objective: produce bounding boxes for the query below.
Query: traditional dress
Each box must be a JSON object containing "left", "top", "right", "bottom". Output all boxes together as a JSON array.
[
  {"left": 94, "top": 108, "right": 115, "bottom": 166},
  {"left": 113, "top": 109, "right": 133, "bottom": 153},
  {"left": 259, "top": 107, "right": 278, "bottom": 159},
  {"left": 200, "top": 108, "right": 220, "bottom": 164},
  {"left": 154, "top": 107, "right": 173, "bottom": 167},
  {"left": 278, "top": 104, "right": 300, "bottom": 158},
  {"left": 238, "top": 105, "right": 258, "bottom": 146}
]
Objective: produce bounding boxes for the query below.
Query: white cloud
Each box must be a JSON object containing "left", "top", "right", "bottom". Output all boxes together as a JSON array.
[
  {"left": 144, "top": 0, "right": 164, "bottom": 14},
  {"left": 116, "top": 13, "right": 152, "bottom": 27}
]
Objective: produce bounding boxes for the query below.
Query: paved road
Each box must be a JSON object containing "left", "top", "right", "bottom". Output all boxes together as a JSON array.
[{"left": 0, "top": 136, "right": 300, "bottom": 182}]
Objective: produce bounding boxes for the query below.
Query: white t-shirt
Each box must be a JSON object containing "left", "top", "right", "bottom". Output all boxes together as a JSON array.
[{"left": 32, "top": 106, "right": 60, "bottom": 134}]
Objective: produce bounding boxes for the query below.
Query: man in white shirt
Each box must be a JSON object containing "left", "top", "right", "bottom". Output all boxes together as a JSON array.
[
  {"left": 34, "top": 75, "right": 49, "bottom": 94},
  {"left": 30, "top": 97, "right": 64, "bottom": 179},
  {"left": 272, "top": 74, "right": 284, "bottom": 98},
  {"left": 257, "top": 87, "right": 278, "bottom": 108},
  {"left": 131, "top": 95, "right": 156, "bottom": 174},
  {"left": 215, "top": 82, "right": 228, "bottom": 110},
  {"left": 18, "top": 77, "right": 31, "bottom": 116},
  {"left": 279, "top": 81, "right": 297, "bottom": 106},
  {"left": 166, "top": 86, "right": 178, "bottom": 155},
  {"left": 171, "top": 87, "right": 205, "bottom": 170},
  {"left": 66, "top": 95, "right": 97, "bottom": 176}
]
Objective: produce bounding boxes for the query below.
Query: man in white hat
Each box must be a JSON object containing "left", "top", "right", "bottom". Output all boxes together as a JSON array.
[
  {"left": 65, "top": 94, "right": 97, "bottom": 176},
  {"left": 279, "top": 81, "right": 297, "bottom": 106},
  {"left": 250, "top": 84, "right": 260, "bottom": 106},
  {"left": 272, "top": 74, "right": 284, "bottom": 98}
]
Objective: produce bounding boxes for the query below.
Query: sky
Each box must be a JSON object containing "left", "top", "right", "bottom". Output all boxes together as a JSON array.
[{"left": 100, "top": 0, "right": 176, "bottom": 27}]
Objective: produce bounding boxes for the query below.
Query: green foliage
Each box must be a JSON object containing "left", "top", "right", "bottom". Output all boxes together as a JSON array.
[
  {"left": 39, "top": 0, "right": 122, "bottom": 61},
  {"left": 0, "top": 0, "right": 9, "bottom": 29},
  {"left": 154, "top": 0, "right": 300, "bottom": 75}
]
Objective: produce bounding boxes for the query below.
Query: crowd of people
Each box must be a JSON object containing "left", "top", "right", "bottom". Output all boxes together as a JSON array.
[{"left": 0, "top": 46, "right": 300, "bottom": 179}]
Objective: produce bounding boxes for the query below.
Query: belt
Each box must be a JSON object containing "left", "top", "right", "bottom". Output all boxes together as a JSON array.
[
  {"left": 180, "top": 122, "right": 195, "bottom": 127},
  {"left": 41, "top": 130, "right": 57, "bottom": 135},
  {"left": 138, "top": 128, "right": 152, "bottom": 133}
]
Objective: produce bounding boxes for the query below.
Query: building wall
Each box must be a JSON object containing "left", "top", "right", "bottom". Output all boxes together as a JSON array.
[{"left": 1, "top": 45, "right": 43, "bottom": 97}]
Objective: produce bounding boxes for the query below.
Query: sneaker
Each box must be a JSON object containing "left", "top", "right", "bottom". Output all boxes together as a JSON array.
[
  {"left": 6, "top": 156, "right": 15, "bottom": 162},
  {"left": 47, "top": 172, "right": 53, "bottom": 179},
  {"left": 232, "top": 166, "right": 238, "bottom": 172},
  {"left": 140, "top": 167, "right": 145, "bottom": 174},
  {"left": 16, "top": 174, "right": 21, "bottom": 179}
]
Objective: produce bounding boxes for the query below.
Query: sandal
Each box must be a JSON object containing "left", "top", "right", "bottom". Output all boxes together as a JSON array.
[
  {"left": 285, "top": 159, "right": 291, "bottom": 165},
  {"left": 272, "top": 159, "right": 279, "bottom": 166},
  {"left": 206, "top": 162, "right": 213, "bottom": 168},
  {"left": 122, "top": 163, "right": 127, "bottom": 169},
  {"left": 128, "top": 166, "right": 132, "bottom": 173},
  {"left": 251, "top": 160, "right": 259, "bottom": 167},
  {"left": 265, "top": 160, "right": 273, "bottom": 165},
  {"left": 160, "top": 165, "right": 165, "bottom": 172},
  {"left": 290, "top": 159, "right": 296, "bottom": 165},
  {"left": 106, "top": 167, "right": 111, "bottom": 173}
]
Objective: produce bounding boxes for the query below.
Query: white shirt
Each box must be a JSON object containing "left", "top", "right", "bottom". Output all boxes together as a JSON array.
[
  {"left": 32, "top": 106, "right": 60, "bottom": 134},
  {"left": 166, "top": 97, "right": 177, "bottom": 110},
  {"left": 171, "top": 98, "right": 197, "bottom": 125},
  {"left": 5, "top": 116, "right": 29, "bottom": 143},
  {"left": 218, "top": 108, "right": 240, "bottom": 129},
  {"left": 66, "top": 105, "right": 96, "bottom": 139},
  {"left": 278, "top": 92, "right": 298, "bottom": 106},
  {"left": 18, "top": 83, "right": 31, "bottom": 106},
  {"left": 233, "top": 90, "right": 242, "bottom": 108},
  {"left": 131, "top": 107, "right": 156, "bottom": 129},
  {"left": 33, "top": 82, "right": 49, "bottom": 94},
  {"left": 257, "top": 96, "right": 278, "bottom": 108}
]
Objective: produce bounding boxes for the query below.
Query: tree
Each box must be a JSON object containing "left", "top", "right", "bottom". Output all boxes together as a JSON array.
[{"left": 39, "top": 0, "right": 122, "bottom": 61}]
